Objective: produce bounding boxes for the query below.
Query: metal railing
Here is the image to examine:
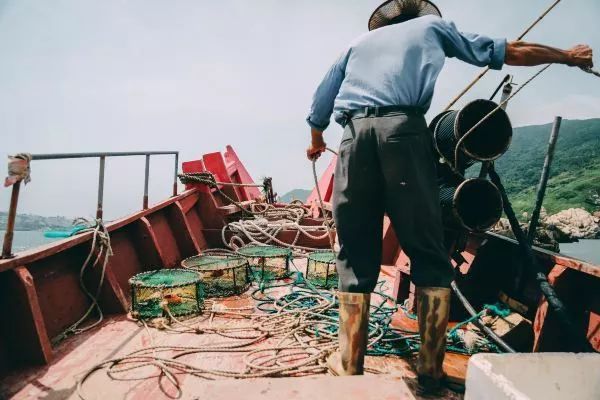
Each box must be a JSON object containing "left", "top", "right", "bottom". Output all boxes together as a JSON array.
[{"left": 2, "top": 151, "right": 179, "bottom": 259}]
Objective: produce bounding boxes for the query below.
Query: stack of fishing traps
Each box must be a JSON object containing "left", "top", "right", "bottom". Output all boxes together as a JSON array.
[
  {"left": 129, "top": 269, "right": 204, "bottom": 320},
  {"left": 306, "top": 250, "right": 337, "bottom": 289},
  {"left": 181, "top": 253, "right": 250, "bottom": 297},
  {"left": 237, "top": 245, "right": 292, "bottom": 281}
]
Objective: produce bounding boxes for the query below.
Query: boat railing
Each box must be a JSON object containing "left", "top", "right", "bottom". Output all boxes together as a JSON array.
[{"left": 2, "top": 151, "right": 179, "bottom": 259}]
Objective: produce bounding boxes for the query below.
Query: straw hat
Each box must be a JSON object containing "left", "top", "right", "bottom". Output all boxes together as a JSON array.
[{"left": 368, "top": 0, "right": 442, "bottom": 31}]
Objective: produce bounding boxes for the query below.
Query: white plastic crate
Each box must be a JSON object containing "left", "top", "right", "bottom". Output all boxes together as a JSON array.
[{"left": 465, "top": 353, "right": 600, "bottom": 400}]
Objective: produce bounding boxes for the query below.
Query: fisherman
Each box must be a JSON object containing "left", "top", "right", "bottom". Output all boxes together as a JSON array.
[{"left": 305, "top": 0, "right": 593, "bottom": 394}]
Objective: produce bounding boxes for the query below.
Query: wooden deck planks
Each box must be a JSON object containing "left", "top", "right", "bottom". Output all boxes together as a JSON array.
[{"left": 1, "top": 269, "right": 466, "bottom": 400}]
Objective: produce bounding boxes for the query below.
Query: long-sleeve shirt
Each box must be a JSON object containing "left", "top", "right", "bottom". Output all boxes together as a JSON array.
[{"left": 306, "top": 15, "right": 507, "bottom": 130}]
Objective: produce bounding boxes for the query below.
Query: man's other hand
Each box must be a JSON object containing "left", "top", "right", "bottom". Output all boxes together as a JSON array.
[
  {"left": 567, "top": 44, "right": 594, "bottom": 68},
  {"left": 307, "top": 128, "right": 327, "bottom": 161},
  {"left": 307, "top": 142, "right": 326, "bottom": 161}
]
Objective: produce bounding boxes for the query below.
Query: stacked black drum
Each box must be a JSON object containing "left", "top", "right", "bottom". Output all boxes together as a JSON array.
[{"left": 430, "top": 99, "right": 512, "bottom": 232}]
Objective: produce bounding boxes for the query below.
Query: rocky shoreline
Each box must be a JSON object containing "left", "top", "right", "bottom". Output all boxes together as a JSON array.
[{"left": 492, "top": 207, "right": 600, "bottom": 252}]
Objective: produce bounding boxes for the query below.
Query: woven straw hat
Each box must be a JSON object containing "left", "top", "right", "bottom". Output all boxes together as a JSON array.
[{"left": 368, "top": 0, "right": 442, "bottom": 31}]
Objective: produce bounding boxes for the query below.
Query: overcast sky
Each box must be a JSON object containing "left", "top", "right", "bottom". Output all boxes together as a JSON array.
[{"left": 1, "top": 0, "right": 599, "bottom": 220}]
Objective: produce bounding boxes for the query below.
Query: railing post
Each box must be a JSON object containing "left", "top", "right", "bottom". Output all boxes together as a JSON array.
[
  {"left": 1, "top": 181, "right": 22, "bottom": 259},
  {"left": 173, "top": 152, "right": 179, "bottom": 196},
  {"left": 143, "top": 154, "right": 150, "bottom": 209},
  {"left": 527, "top": 116, "right": 562, "bottom": 244},
  {"left": 96, "top": 156, "right": 105, "bottom": 220}
]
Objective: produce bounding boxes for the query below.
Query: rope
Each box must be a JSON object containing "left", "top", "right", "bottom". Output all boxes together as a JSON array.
[
  {"left": 178, "top": 172, "right": 256, "bottom": 215},
  {"left": 76, "top": 267, "right": 508, "bottom": 399},
  {"left": 53, "top": 219, "right": 113, "bottom": 344},
  {"left": 311, "top": 147, "right": 338, "bottom": 255},
  {"left": 452, "top": 64, "right": 551, "bottom": 170},
  {"left": 443, "top": 0, "right": 563, "bottom": 111}
]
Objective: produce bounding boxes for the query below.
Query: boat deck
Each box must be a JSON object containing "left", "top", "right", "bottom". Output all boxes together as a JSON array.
[{"left": 0, "top": 264, "right": 466, "bottom": 400}]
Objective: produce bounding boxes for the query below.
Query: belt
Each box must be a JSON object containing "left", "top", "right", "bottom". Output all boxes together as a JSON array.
[{"left": 340, "top": 105, "right": 424, "bottom": 126}]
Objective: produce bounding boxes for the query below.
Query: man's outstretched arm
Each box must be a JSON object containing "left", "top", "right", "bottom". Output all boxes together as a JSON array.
[{"left": 505, "top": 42, "right": 593, "bottom": 68}]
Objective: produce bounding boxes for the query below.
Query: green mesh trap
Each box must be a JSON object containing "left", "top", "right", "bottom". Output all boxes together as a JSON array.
[
  {"left": 181, "top": 253, "right": 250, "bottom": 297},
  {"left": 129, "top": 269, "right": 204, "bottom": 319},
  {"left": 237, "top": 245, "right": 292, "bottom": 281},
  {"left": 306, "top": 250, "right": 338, "bottom": 289}
]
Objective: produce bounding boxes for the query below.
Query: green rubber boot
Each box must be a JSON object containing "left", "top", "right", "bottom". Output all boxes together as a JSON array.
[
  {"left": 416, "top": 287, "right": 451, "bottom": 396},
  {"left": 327, "top": 292, "right": 370, "bottom": 376}
]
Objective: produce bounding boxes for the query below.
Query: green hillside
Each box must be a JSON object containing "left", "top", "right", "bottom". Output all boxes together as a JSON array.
[
  {"left": 279, "top": 188, "right": 311, "bottom": 203},
  {"left": 493, "top": 118, "right": 600, "bottom": 216}
]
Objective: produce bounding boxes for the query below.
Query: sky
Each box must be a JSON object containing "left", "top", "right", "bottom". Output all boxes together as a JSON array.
[{"left": 1, "top": 0, "right": 599, "bottom": 220}]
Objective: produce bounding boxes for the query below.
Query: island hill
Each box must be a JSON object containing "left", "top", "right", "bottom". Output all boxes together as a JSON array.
[
  {"left": 0, "top": 212, "right": 72, "bottom": 231},
  {"left": 280, "top": 118, "right": 600, "bottom": 243}
]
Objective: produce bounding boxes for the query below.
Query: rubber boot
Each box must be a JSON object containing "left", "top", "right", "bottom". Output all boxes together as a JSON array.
[
  {"left": 416, "top": 287, "right": 451, "bottom": 396},
  {"left": 327, "top": 292, "right": 370, "bottom": 376}
]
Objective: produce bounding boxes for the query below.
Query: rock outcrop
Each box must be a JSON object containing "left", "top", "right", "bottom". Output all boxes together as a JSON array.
[
  {"left": 491, "top": 207, "right": 599, "bottom": 251},
  {"left": 544, "top": 208, "right": 600, "bottom": 240}
]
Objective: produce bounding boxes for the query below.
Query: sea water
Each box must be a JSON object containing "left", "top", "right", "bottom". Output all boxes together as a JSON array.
[
  {"left": 559, "top": 239, "right": 600, "bottom": 265},
  {"left": 0, "top": 230, "right": 60, "bottom": 253}
]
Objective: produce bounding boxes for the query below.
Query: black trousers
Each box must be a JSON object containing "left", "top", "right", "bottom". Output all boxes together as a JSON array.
[{"left": 333, "top": 109, "right": 454, "bottom": 293}]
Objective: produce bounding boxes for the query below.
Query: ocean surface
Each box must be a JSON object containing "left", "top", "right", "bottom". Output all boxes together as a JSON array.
[
  {"left": 559, "top": 239, "right": 600, "bottom": 265},
  {"left": 1, "top": 230, "right": 599, "bottom": 265},
  {"left": 0, "top": 230, "right": 60, "bottom": 253}
]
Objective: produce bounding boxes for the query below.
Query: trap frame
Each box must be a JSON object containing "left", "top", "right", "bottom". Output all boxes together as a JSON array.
[
  {"left": 306, "top": 250, "right": 338, "bottom": 289},
  {"left": 237, "top": 245, "right": 292, "bottom": 281},
  {"left": 181, "top": 253, "right": 251, "bottom": 297},
  {"left": 129, "top": 269, "right": 204, "bottom": 320}
]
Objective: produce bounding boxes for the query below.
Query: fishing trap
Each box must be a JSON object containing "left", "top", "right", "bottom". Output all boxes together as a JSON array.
[
  {"left": 181, "top": 253, "right": 251, "bottom": 297},
  {"left": 237, "top": 245, "right": 292, "bottom": 281},
  {"left": 129, "top": 269, "right": 204, "bottom": 320},
  {"left": 305, "top": 250, "right": 338, "bottom": 288}
]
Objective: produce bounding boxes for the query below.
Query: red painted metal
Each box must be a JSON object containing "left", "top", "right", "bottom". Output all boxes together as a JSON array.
[
  {"left": 203, "top": 152, "right": 242, "bottom": 204},
  {"left": 0, "top": 266, "right": 53, "bottom": 368},
  {"left": 181, "top": 160, "right": 207, "bottom": 188},
  {"left": 224, "top": 145, "right": 262, "bottom": 201}
]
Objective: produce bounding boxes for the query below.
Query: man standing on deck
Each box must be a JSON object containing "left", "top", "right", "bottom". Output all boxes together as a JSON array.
[{"left": 305, "top": 0, "right": 593, "bottom": 394}]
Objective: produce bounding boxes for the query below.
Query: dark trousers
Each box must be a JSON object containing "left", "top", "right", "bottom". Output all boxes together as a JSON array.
[{"left": 333, "top": 109, "right": 454, "bottom": 293}]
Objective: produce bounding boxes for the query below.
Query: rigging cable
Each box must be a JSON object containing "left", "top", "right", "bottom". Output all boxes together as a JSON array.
[{"left": 443, "top": 0, "right": 563, "bottom": 111}]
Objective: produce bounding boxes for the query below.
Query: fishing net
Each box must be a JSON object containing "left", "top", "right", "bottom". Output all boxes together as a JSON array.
[
  {"left": 129, "top": 269, "right": 204, "bottom": 319},
  {"left": 305, "top": 250, "right": 338, "bottom": 289},
  {"left": 181, "top": 253, "right": 250, "bottom": 297},
  {"left": 237, "top": 245, "right": 292, "bottom": 281}
]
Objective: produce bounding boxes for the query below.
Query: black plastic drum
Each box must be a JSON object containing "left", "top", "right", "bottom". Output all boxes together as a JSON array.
[
  {"left": 439, "top": 178, "right": 503, "bottom": 232},
  {"left": 432, "top": 99, "right": 512, "bottom": 170}
]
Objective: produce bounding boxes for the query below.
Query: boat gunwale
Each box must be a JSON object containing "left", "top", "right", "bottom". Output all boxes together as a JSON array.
[
  {"left": 483, "top": 231, "right": 600, "bottom": 278},
  {"left": 0, "top": 188, "right": 201, "bottom": 273}
]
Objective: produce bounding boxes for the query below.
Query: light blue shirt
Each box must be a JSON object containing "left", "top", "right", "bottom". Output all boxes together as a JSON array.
[{"left": 307, "top": 15, "right": 506, "bottom": 130}]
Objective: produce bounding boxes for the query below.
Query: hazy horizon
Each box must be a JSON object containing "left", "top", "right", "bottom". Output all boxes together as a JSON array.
[{"left": 1, "top": 0, "right": 599, "bottom": 220}]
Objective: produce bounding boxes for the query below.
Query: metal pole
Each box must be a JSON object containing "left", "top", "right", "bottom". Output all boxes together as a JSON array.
[
  {"left": 173, "top": 152, "right": 179, "bottom": 196},
  {"left": 527, "top": 116, "right": 562, "bottom": 244},
  {"left": 1, "top": 181, "right": 22, "bottom": 259},
  {"left": 96, "top": 156, "right": 105, "bottom": 220},
  {"left": 143, "top": 154, "right": 150, "bottom": 209},
  {"left": 31, "top": 151, "right": 178, "bottom": 160}
]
